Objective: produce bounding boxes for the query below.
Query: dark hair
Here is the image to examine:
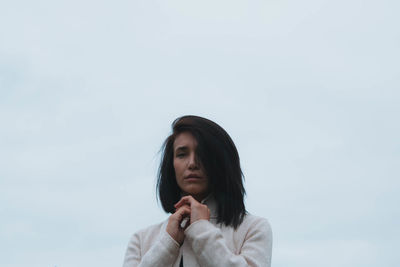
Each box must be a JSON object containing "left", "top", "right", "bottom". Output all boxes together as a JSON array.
[{"left": 157, "top": 115, "right": 246, "bottom": 229}]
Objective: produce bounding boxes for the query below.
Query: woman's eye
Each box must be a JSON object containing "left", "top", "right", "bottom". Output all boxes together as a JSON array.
[{"left": 176, "top": 153, "right": 185, "bottom": 158}]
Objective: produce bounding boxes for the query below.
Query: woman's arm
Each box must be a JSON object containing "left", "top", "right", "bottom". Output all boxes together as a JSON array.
[
  {"left": 122, "top": 229, "right": 180, "bottom": 267},
  {"left": 122, "top": 205, "right": 191, "bottom": 267},
  {"left": 184, "top": 217, "right": 273, "bottom": 267}
]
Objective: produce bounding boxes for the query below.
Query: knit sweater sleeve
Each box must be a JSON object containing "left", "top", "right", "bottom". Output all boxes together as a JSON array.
[
  {"left": 184, "top": 218, "right": 273, "bottom": 267},
  {"left": 122, "top": 229, "right": 180, "bottom": 267}
]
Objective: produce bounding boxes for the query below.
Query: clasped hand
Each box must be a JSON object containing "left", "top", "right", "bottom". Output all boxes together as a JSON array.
[{"left": 166, "top": 195, "right": 210, "bottom": 245}]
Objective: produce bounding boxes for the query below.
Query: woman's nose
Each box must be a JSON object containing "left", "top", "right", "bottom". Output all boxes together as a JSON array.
[{"left": 188, "top": 153, "right": 198, "bottom": 169}]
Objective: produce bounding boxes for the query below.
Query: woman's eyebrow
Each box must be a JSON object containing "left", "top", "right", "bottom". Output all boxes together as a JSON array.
[{"left": 175, "top": 146, "right": 188, "bottom": 152}]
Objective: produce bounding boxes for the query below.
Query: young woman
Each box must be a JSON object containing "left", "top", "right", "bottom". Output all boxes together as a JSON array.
[{"left": 122, "top": 115, "right": 273, "bottom": 267}]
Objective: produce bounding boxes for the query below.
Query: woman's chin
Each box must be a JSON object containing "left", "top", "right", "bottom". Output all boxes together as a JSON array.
[
  {"left": 182, "top": 188, "right": 209, "bottom": 200},
  {"left": 183, "top": 186, "right": 205, "bottom": 195}
]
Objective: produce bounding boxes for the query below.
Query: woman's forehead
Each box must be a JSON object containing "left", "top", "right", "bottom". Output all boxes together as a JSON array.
[{"left": 173, "top": 132, "right": 198, "bottom": 149}]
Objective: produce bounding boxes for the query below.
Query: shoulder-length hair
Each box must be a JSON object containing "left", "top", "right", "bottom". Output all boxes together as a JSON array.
[{"left": 157, "top": 115, "right": 246, "bottom": 229}]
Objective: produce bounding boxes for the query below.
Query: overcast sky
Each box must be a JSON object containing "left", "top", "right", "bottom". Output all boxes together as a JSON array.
[{"left": 1, "top": 0, "right": 399, "bottom": 266}]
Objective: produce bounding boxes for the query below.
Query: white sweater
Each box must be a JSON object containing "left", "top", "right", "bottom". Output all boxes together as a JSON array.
[{"left": 122, "top": 196, "right": 273, "bottom": 267}]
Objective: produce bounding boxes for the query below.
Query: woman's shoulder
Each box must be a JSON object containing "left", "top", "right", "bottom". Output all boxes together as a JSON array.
[
  {"left": 239, "top": 213, "right": 273, "bottom": 235},
  {"left": 130, "top": 219, "right": 168, "bottom": 241}
]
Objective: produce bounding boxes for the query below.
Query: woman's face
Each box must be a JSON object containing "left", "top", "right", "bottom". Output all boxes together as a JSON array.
[{"left": 173, "top": 132, "right": 209, "bottom": 201}]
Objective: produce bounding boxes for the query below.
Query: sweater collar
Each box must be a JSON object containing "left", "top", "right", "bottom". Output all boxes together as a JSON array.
[{"left": 200, "top": 193, "right": 218, "bottom": 219}]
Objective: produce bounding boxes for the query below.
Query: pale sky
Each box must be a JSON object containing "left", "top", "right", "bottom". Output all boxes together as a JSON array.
[{"left": 1, "top": 0, "right": 399, "bottom": 266}]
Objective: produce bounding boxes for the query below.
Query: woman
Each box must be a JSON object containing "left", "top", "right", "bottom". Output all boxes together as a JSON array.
[{"left": 123, "top": 115, "right": 273, "bottom": 267}]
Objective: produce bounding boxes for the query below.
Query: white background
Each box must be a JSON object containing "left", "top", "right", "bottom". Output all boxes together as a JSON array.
[{"left": 1, "top": 0, "right": 399, "bottom": 266}]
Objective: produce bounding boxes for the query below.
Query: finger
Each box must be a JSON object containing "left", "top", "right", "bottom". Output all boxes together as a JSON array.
[
  {"left": 174, "top": 195, "right": 197, "bottom": 209},
  {"left": 175, "top": 206, "right": 191, "bottom": 220},
  {"left": 174, "top": 203, "right": 190, "bottom": 212},
  {"left": 174, "top": 199, "right": 188, "bottom": 209},
  {"left": 174, "top": 197, "right": 189, "bottom": 208},
  {"left": 174, "top": 200, "right": 190, "bottom": 210}
]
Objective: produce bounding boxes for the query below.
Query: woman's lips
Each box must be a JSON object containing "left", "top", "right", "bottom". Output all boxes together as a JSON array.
[
  {"left": 185, "top": 177, "right": 202, "bottom": 183},
  {"left": 185, "top": 174, "right": 201, "bottom": 179},
  {"left": 184, "top": 175, "right": 202, "bottom": 181}
]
